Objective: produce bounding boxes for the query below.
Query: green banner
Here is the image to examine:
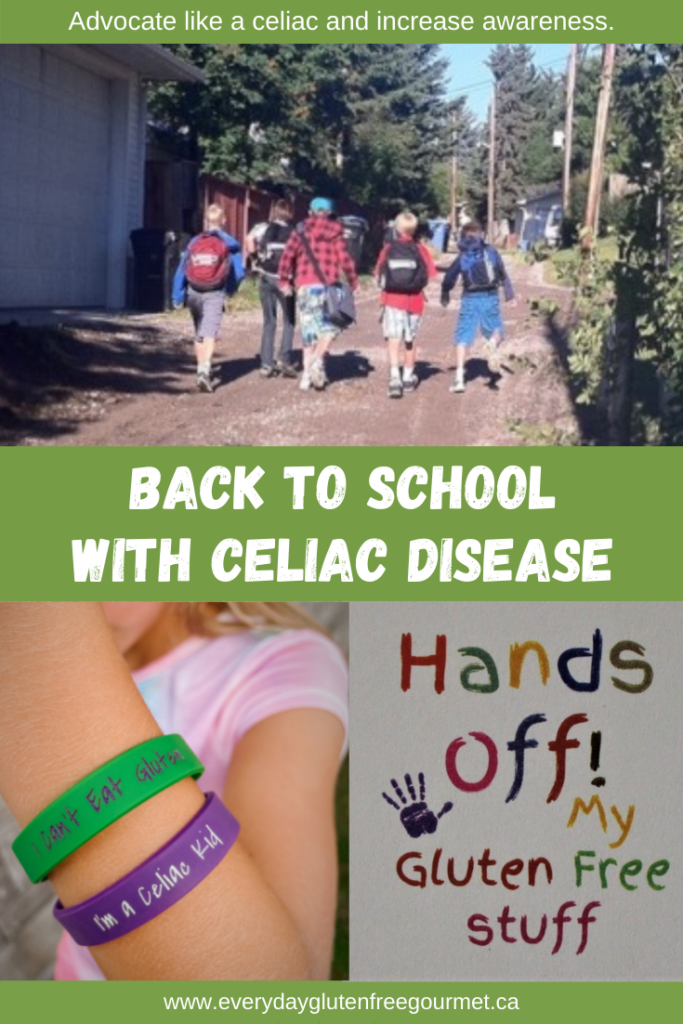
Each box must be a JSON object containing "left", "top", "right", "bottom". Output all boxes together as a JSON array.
[
  {"left": 0, "top": 980, "right": 680, "bottom": 1021},
  {"left": 0, "top": 0, "right": 672, "bottom": 42},
  {"left": 0, "top": 446, "right": 679, "bottom": 599}
]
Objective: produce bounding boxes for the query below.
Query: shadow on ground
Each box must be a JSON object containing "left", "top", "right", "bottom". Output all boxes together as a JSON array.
[
  {"left": 0, "top": 319, "right": 193, "bottom": 445},
  {"left": 326, "top": 349, "right": 374, "bottom": 383}
]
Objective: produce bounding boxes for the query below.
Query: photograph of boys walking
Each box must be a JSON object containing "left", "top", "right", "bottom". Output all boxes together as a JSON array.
[{"left": 1, "top": 43, "right": 681, "bottom": 447}]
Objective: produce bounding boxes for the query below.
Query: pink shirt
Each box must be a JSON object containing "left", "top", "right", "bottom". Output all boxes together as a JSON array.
[{"left": 54, "top": 628, "right": 348, "bottom": 980}]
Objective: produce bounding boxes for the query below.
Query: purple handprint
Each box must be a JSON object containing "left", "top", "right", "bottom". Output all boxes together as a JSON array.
[{"left": 382, "top": 772, "right": 453, "bottom": 838}]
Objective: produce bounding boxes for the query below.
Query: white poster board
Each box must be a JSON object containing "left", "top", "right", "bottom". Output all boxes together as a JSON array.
[{"left": 350, "top": 603, "right": 682, "bottom": 980}]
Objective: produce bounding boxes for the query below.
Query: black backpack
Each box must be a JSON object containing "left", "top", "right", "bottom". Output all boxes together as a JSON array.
[
  {"left": 258, "top": 221, "right": 293, "bottom": 276},
  {"left": 380, "top": 240, "right": 429, "bottom": 295}
]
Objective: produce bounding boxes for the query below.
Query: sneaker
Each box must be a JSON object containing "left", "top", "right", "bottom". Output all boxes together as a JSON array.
[
  {"left": 388, "top": 376, "right": 403, "bottom": 399},
  {"left": 275, "top": 360, "right": 298, "bottom": 379},
  {"left": 484, "top": 339, "right": 501, "bottom": 373},
  {"left": 197, "top": 370, "right": 214, "bottom": 393},
  {"left": 449, "top": 373, "right": 465, "bottom": 394},
  {"left": 311, "top": 360, "right": 328, "bottom": 390},
  {"left": 402, "top": 372, "right": 418, "bottom": 393},
  {"left": 260, "top": 364, "right": 277, "bottom": 379},
  {"left": 299, "top": 373, "right": 313, "bottom": 392}
]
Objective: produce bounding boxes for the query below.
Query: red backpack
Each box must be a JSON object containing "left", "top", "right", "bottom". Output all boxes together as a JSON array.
[{"left": 186, "top": 233, "right": 231, "bottom": 291}]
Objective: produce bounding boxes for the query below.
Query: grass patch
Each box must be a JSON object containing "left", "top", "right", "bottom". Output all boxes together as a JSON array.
[
  {"left": 227, "top": 276, "right": 262, "bottom": 313},
  {"left": 544, "top": 237, "right": 619, "bottom": 285},
  {"left": 507, "top": 417, "right": 580, "bottom": 446}
]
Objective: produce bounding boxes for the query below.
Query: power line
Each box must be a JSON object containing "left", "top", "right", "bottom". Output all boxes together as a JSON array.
[{"left": 443, "top": 53, "right": 583, "bottom": 103}]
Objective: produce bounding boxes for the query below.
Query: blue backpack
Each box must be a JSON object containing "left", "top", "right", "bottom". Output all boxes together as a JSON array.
[{"left": 460, "top": 245, "right": 500, "bottom": 292}]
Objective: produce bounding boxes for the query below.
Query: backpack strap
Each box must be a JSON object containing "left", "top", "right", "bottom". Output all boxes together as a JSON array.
[{"left": 298, "top": 226, "right": 329, "bottom": 285}]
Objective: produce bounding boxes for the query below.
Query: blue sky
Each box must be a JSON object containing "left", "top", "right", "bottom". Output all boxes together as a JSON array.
[{"left": 442, "top": 44, "right": 572, "bottom": 121}]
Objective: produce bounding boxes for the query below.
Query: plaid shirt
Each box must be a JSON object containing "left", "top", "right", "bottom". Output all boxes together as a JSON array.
[{"left": 279, "top": 217, "right": 358, "bottom": 290}]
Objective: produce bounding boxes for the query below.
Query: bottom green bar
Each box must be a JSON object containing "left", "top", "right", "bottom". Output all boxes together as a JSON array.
[{"left": 1, "top": 981, "right": 679, "bottom": 1023}]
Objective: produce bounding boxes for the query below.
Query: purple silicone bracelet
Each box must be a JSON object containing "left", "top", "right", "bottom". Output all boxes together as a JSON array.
[{"left": 53, "top": 793, "right": 239, "bottom": 946}]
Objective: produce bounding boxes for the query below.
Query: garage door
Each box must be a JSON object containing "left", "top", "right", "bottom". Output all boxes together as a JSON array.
[{"left": 0, "top": 46, "right": 111, "bottom": 307}]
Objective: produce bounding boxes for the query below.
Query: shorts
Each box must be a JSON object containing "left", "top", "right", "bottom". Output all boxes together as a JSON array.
[
  {"left": 381, "top": 306, "right": 422, "bottom": 343},
  {"left": 454, "top": 292, "right": 504, "bottom": 347},
  {"left": 187, "top": 287, "right": 225, "bottom": 340},
  {"left": 297, "top": 285, "right": 340, "bottom": 347}
]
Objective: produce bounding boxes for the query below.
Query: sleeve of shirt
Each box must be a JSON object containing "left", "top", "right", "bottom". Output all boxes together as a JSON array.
[
  {"left": 374, "top": 243, "right": 390, "bottom": 278},
  {"left": 171, "top": 246, "right": 190, "bottom": 306},
  {"left": 225, "top": 251, "right": 246, "bottom": 295},
  {"left": 278, "top": 233, "right": 300, "bottom": 287},
  {"left": 214, "top": 230, "right": 245, "bottom": 295},
  {"left": 213, "top": 630, "right": 349, "bottom": 761},
  {"left": 420, "top": 244, "right": 439, "bottom": 279},
  {"left": 441, "top": 256, "right": 461, "bottom": 297},
  {"left": 218, "top": 230, "right": 242, "bottom": 254},
  {"left": 338, "top": 238, "right": 359, "bottom": 287}
]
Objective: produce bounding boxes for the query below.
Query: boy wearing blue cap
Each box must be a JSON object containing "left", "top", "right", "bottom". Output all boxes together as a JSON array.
[{"left": 279, "top": 198, "right": 359, "bottom": 391}]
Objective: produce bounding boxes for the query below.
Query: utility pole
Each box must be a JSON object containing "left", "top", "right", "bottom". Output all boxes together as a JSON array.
[
  {"left": 488, "top": 84, "right": 496, "bottom": 242},
  {"left": 583, "top": 44, "right": 616, "bottom": 251},
  {"left": 450, "top": 110, "right": 458, "bottom": 233},
  {"left": 562, "top": 44, "right": 579, "bottom": 216}
]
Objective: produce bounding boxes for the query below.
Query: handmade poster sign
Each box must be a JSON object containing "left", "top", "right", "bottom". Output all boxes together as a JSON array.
[{"left": 349, "top": 603, "right": 682, "bottom": 980}]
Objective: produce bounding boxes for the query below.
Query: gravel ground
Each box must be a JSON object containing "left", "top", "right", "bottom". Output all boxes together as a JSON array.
[{"left": 0, "top": 259, "right": 581, "bottom": 447}]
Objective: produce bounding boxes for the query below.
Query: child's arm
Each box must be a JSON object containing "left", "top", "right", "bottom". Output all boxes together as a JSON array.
[
  {"left": 278, "top": 233, "right": 300, "bottom": 293},
  {"left": 222, "top": 707, "right": 344, "bottom": 980},
  {"left": 441, "top": 257, "right": 461, "bottom": 304},
  {"left": 0, "top": 604, "right": 316, "bottom": 980},
  {"left": 420, "top": 244, "right": 439, "bottom": 281},
  {"left": 338, "top": 237, "right": 359, "bottom": 290},
  {"left": 171, "top": 248, "right": 189, "bottom": 307},
  {"left": 213, "top": 230, "right": 246, "bottom": 294},
  {"left": 217, "top": 229, "right": 242, "bottom": 254},
  {"left": 374, "top": 243, "right": 389, "bottom": 285}
]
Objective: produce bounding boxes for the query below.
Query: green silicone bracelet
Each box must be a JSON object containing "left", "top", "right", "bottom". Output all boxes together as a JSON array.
[{"left": 12, "top": 735, "right": 204, "bottom": 883}]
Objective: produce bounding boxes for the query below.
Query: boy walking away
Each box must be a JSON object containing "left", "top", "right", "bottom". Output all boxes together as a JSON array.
[
  {"left": 440, "top": 221, "right": 515, "bottom": 394},
  {"left": 172, "top": 204, "right": 245, "bottom": 393},
  {"left": 375, "top": 211, "right": 437, "bottom": 398},
  {"left": 278, "top": 197, "right": 359, "bottom": 392},
  {"left": 248, "top": 200, "right": 297, "bottom": 379}
]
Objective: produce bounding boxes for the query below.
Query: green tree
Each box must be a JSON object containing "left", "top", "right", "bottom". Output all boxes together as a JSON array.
[
  {"left": 522, "top": 69, "right": 564, "bottom": 187},
  {"left": 149, "top": 44, "right": 451, "bottom": 214},
  {"left": 486, "top": 45, "right": 556, "bottom": 223},
  {"left": 566, "top": 45, "right": 683, "bottom": 443}
]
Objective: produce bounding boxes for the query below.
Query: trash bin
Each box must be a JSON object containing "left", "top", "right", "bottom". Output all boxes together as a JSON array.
[
  {"left": 339, "top": 215, "right": 369, "bottom": 271},
  {"left": 428, "top": 218, "right": 450, "bottom": 254},
  {"left": 130, "top": 229, "right": 184, "bottom": 312}
]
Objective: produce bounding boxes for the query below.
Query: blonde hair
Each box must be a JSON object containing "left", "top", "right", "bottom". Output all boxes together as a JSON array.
[
  {"left": 205, "top": 204, "right": 226, "bottom": 229},
  {"left": 175, "top": 602, "right": 328, "bottom": 638},
  {"left": 395, "top": 211, "right": 418, "bottom": 237}
]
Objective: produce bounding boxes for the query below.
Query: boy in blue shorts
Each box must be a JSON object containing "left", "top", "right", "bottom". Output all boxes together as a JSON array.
[{"left": 440, "top": 222, "right": 515, "bottom": 394}]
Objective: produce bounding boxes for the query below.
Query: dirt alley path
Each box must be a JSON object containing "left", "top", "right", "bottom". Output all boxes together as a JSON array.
[{"left": 7, "top": 258, "right": 580, "bottom": 447}]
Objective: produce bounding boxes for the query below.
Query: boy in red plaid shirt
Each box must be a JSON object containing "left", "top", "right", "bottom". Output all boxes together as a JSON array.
[{"left": 279, "top": 198, "right": 359, "bottom": 391}]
